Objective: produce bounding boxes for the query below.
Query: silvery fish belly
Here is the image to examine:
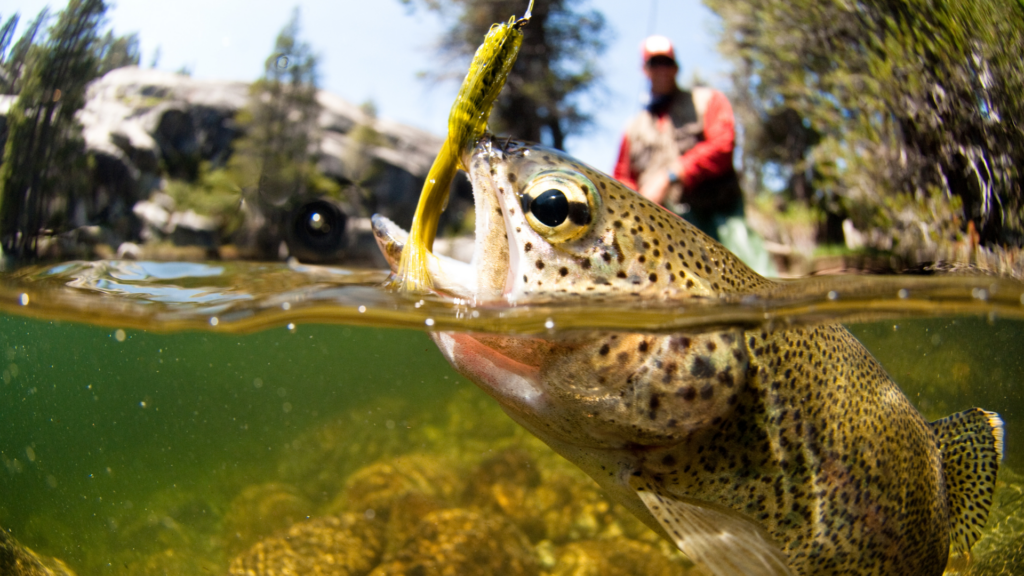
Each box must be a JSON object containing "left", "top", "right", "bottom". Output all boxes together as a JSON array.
[{"left": 371, "top": 136, "right": 1003, "bottom": 576}]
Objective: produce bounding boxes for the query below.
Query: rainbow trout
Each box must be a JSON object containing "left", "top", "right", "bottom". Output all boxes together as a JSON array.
[{"left": 371, "top": 136, "right": 1003, "bottom": 576}]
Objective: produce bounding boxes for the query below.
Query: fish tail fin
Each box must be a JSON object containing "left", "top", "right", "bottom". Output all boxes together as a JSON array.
[{"left": 931, "top": 408, "right": 1003, "bottom": 555}]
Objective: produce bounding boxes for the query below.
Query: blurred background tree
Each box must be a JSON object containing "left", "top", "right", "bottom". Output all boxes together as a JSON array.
[
  {"left": 400, "top": 0, "right": 609, "bottom": 150},
  {"left": 95, "top": 29, "right": 140, "bottom": 77},
  {"left": 0, "top": 2, "right": 141, "bottom": 262},
  {"left": 705, "top": 0, "right": 1024, "bottom": 256},
  {"left": 232, "top": 8, "right": 321, "bottom": 210},
  {"left": 224, "top": 7, "right": 341, "bottom": 259},
  {"left": 1, "top": 11, "right": 46, "bottom": 95},
  {"left": 0, "top": 1, "right": 108, "bottom": 260}
]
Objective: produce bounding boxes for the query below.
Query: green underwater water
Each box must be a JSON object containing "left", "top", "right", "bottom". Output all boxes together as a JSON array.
[
  {"left": 0, "top": 261, "right": 1022, "bottom": 575},
  {"left": 0, "top": 317, "right": 460, "bottom": 572}
]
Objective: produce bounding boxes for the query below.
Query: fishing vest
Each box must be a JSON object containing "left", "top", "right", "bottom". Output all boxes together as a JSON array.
[{"left": 625, "top": 87, "right": 741, "bottom": 213}]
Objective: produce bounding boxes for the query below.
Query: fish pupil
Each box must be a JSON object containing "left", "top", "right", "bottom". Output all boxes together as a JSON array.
[{"left": 531, "top": 189, "right": 569, "bottom": 227}]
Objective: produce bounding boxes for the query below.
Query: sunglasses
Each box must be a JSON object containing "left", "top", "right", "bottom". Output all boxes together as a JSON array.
[{"left": 645, "top": 55, "right": 678, "bottom": 69}]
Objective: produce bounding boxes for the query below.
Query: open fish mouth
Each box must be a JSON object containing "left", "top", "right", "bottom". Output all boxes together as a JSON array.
[{"left": 371, "top": 135, "right": 514, "bottom": 302}]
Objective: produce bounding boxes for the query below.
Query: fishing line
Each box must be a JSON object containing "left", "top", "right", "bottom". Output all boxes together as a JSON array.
[{"left": 637, "top": 0, "right": 660, "bottom": 108}]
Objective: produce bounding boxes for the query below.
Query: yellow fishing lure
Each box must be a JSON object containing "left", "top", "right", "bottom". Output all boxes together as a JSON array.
[{"left": 396, "top": 1, "right": 534, "bottom": 291}]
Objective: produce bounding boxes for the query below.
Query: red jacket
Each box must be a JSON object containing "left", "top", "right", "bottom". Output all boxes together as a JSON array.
[{"left": 613, "top": 89, "right": 736, "bottom": 191}]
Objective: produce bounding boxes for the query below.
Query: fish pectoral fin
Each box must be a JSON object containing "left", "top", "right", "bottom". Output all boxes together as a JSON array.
[
  {"left": 630, "top": 474, "right": 793, "bottom": 576},
  {"left": 931, "top": 407, "right": 1003, "bottom": 555}
]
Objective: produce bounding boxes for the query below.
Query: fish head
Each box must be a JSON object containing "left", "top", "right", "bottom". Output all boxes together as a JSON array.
[
  {"left": 373, "top": 136, "right": 769, "bottom": 303},
  {"left": 463, "top": 135, "right": 771, "bottom": 303},
  {"left": 372, "top": 136, "right": 767, "bottom": 452}
]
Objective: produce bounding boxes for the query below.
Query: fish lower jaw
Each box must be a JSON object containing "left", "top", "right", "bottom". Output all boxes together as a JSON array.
[
  {"left": 370, "top": 214, "right": 479, "bottom": 298},
  {"left": 428, "top": 254, "right": 478, "bottom": 298}
]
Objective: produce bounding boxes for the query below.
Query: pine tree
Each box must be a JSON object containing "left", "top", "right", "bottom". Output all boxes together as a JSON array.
[
  {"left": 0, "top": 10, "right": 48, "bottom": 95},
  {"left": 705, "top": 0, "right": 1024, "bottom": 250},
  {"left": 228, "top": 8, "right": 323, "bottom": 257},
  {"left": 95, "top": 30, "right": 140, "bottom": 76},
  {"left": 402, "top": 0, "right": 608, "bottom": 150},
  {"left": 0, "top": 0, "right": 108, "bottom": 261}
]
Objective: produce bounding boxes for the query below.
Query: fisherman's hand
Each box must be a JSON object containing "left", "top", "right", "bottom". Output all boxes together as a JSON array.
[
  {"left": 640, "top": 161, "right": 684, "bottom": 206},
  {"left": 639, "top": 171, "right": 671, "bottom": 205}
]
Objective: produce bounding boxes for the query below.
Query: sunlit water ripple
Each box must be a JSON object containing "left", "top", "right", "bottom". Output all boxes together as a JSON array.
[{"left": 1, "top": 259, "right": 1023, "bottom": 335}]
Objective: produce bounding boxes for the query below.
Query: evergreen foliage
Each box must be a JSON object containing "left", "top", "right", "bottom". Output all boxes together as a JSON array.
[
  {"left": 401, "top": 0, "right": 608, "bottom": 150},
  {"left": 705, "top": 0, "right": 1024, "bottom": 251},
  {"left": 0, "top": 3, "right": 142, "bottom": 262},
  {"left": 95, "top": 30, "right": 140, "bottom": 76},
  {"left": 212, "top": 7, "right": 342, "bottom": 257},
  {"left": 0, "top": 10, "right": 48, "bottom": 95},
  {"left": 230, "top": 8, "right": 321, "bottom": 211},
  {"left": 0, "top": 0, "right": 107, "bottom": 260},
  {"left": 164, "top": 162, "right": 246, "bottom": 236}
]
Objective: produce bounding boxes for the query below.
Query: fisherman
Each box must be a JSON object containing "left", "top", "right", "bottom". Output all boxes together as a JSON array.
[{"left": 613, "top": 35, "right": 743, "bottom": 242}]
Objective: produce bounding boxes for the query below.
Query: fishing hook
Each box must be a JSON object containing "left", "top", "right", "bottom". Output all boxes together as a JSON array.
[{"left": 514, "top": 0, "right": 535, "bottom": 29}]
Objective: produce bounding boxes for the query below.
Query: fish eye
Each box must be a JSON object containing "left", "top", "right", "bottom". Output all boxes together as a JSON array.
[
  {"left": 530, "top": 189, "right": 569, "bottom": 227},
  {"left": 521, "top": 171, "right": 600, "bottom": 243}
]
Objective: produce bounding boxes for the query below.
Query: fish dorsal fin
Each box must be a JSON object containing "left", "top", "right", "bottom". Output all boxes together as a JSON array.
[
  {"left": 629, "top": 473, "right": 793, "bottom": 576},
  {"left": 931, "top": 408, "right": 1004, "bottom": 555}
]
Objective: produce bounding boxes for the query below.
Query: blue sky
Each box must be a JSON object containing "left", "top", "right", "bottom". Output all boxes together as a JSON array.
[{"left": 6, "top": 0, "right": 730, "bottom": 171}]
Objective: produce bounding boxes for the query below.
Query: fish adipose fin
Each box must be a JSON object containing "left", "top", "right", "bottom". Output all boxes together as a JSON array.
[
  {"left": 630, "top": 473, "right": 793, "bottom": 576},
  {"left": 931, "top": 408, "right": 1004, "bottom": 555}
]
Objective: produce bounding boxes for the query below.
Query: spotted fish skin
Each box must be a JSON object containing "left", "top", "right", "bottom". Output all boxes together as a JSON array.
[{"left": 371, "top": 137, "right": 1002, "bottom": 576}]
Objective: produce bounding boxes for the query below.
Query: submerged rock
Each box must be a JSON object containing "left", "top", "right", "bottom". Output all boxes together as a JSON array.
[
  {"left": 369, "top": 508, "right": 539, "bottom": 576},
  {"left": 380, "top": 493, "right": 449, "bottom": 560},
  {"left": 120, "top": 548, "right": 221, "bottom": 576},
  {"left": 466, "top": 446, "right": 656, "bottom": 545},
  {"left": 0, "top": 526, "right": 75, "bottom": 576},
  {"left": 329, "top": 453, "right": 466, "bottom": 521},
  {"left": 547, "top": 537, "right": 687, "bottom": 576},
  {"left": 468, "top": 447, "right": 543, "bottom": 493},
  {"left": 465, "top": 447, "right": 547, "bottom": 541},
  {"left": 227, "top": 513, "right": 385, "bottom": 576},
  {"left": 276, "top": 402, "right": 424, "bottom": 505},
  {"left": 222, "top": 482, "right": 314, "bottom": 558}
]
